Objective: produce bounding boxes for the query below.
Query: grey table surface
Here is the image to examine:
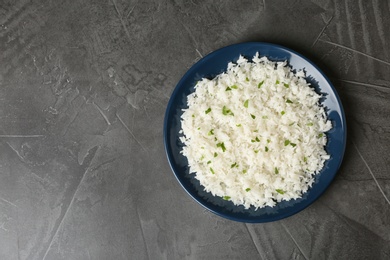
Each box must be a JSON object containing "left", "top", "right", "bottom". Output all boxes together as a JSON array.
[{"left": 0, "top": 0, "right": 389, "bottom": 259}]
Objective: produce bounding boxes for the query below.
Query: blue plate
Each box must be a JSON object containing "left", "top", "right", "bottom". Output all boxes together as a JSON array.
[{"left": 164, "top": 42, "right": 346, "bottom": 223}]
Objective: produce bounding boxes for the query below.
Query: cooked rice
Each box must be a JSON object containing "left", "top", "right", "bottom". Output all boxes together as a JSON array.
[{"left": 179, "top": 53, "right": 332, "bottom": 209}]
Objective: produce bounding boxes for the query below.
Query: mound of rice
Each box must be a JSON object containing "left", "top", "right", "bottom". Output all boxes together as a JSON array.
[{"left": 179, "top": 53, "right": 332, "bottom": 209}]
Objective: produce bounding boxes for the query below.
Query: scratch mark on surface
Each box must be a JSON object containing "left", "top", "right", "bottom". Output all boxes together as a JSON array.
[
  {"left": 17, "top": 228, "right": 21, "bottom": 260},
  {"left": 135, "top": 204, "right": 150, "bottom": 260},
  {"left": 0, "top": 135, "right": 44, "bottom": 138},
  {"left": 281, "top": 222, "right": 309, "bottom": 260},
  {"left": 372, "top": 0, "right": 389, "bottom": 58},
  {"left": 125, "top": 5, "right": 136, "bottom": 18},
  {"left": 143, "top": 106, "right": 151, "bottom": 120},
  {"left": 180, "top": 21, "right": 199, "bottom": 49},
  {"left": 31, "top": 172, "right": 45, "bottom": 182},
  {"left": 131, "top": 108, "right": 136, "bottom": 131},
  {"left": 195, "top": 48, "right": 203, "bottom": 58},
  {"left": 42, "top": 148, "right": 98, "bottom": 260},
  {"left": 150, "top": 96, "right": 167, "bottom": 108},
  {"left": 197, "top": 240, "right": 227, "bottom": 248},
  {"left": 189, "top": 0, "right": 198, "bottom": 6},
  {"left": 331, "top": 78, "right": 390, "bottom": 91},
  {"left": 338, "top": 176, "right": 390, "bottom": 182},
  {"left": 116, "top": 113, "right": 148, "bottom": 153},
  {"left": 344, "top": 0, "right": 360, "bottom": 74},
  {"left": 333, "top": 1, "right": 344, "bottom": 46},
  {"left": 62, "top": 102, "right": 85, "bottom": 136},
  {"left": 93, "top": 102, "right": 111, "bottom": 125},
  {"left": 6, "top": 142, "right": 26, "bottom": 163},
  {"left": 318, "top": 201, "right": 367, "bottom": 235},
  {"left": 318, "top": 39, "right": 390, "bottom": 66},
  {"left": 244, "top": 224, "right": 265, "bottom": 260},
  {"left": 62, "top": 110, "right": 80, "bottom": 136},
  {"left": 358, "top": 0, "right": 374, "bottom": 66},
  {"left": 352, "top": 141, "right": 390, "bottom": 206},
  {"left": 311, "top": 15, "right": 334, "bottom": 48},
  {"left": 0, "top": 221, "right": 8, "bottom": 231},
  {"left": 111, "top": 0, "right": 133, "bottom": 43},
  {"left": 0, "top": 197, "right": 18, "bottom": 208},
  {"left": 90, "top": 156, "right": 123, "bottom": 172},
  {"left": 150, "top": 85, "right": 170, "bottom": 99}
]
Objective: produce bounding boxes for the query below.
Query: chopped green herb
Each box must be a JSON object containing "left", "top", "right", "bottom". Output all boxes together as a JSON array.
[
  {"left": 200, "top": 155, "right": 204, "bottom": 160},
  {"left": 284, "top": 83, "right": 289, "bottom": 88},
  {"left": 236, "top": 124, "right": 242, "bottom": 127},
  {"left": 262, "top": 115, "right": 268, "bottom": 119},
  {"left": 208, "top": 129, "right": 214, "bottom": 136},
  {"left": 231, "top": 85, "right": 238, "bottom": 89},
  {"left": 217, "top": 142, "right": 226, "bottom": 152},
  {"left": 289, "top": 122, "right": 295, "bottom": 126},
  {"left": 251, "top": 114, "right": 256, "bottom": 119},
  {"left": 275, "top": 167, "right": 279, "bottom": 174},
  {"left": 244, "top": 99, "right": 249, "bottom": 108},
  {"left": 207, "top": 160, "right": 211, "bottom": 164},
  {"left": 281, "top": 111, "right": 285, "bottom": 115},
  {"left": 231, "top": 162, "right": 238, "bottom": 168},
  {"left": 197, "top": 127, "right": 201, "bottom": 130},
  {"left": 225, "top": 87, "right": 232, "bottom": 91},
  {"left": 192, "top": 114, "right": 195, "bottom": 118},
  {"left": 242, "top": 169, "right": 247, "bottom": 174},
  {"left": 267, "top": 139, "right": 271, "bottom": 143},
  {"left": 214, "top": 152, "right": 218, "bottom": 157},
  {"left": 276, "top": 80, "right": 280, "bottom": 84},
  {"left": 251, "top": 137, "right": 260, "bottom": 143},
  {"left": 303, "top": 156, "right": 307, "bottom": 162},
  {"left": 318, "top": 133, "right": 324, "bottom": 138},
  {"left": 258, "top": 80, "right": 264, "bottom": 88},
  {"left": 254, "top": 150, "right": 259, "bottom": 153},
  {"left": 307, "top": 122, "right": 314, "bottom": 126},
  {"left": 290, "top": 143, "right": 297, "bottom": 147},
  {"left": 222, "top": 106, "right": 234, "bottom": 116},
  {"left": 284, "top": 140, "right": 290, "bottom": 146},
  {"left": 205, "top": 108, "right": 211, "bottom": 114},
  {"left": 286, "top": 99, "right": 293, "bottom": 104},
  {"left": 245, "top": 77, "right": 249, "bottom": 82},
  {"left": 245, "top": 188, "right": 251, "bottom": 192},
  {"left": 210, "top": 167, "right": 215, "bottom": 174},
  {"left": 276, "top": 189, "right": 285, "bottom": 194},
  {"left": 265, "top": 146, "right": 269, "bottom": 152},
  {"left": 253, "top": 130, "right": 258, "bottom": 133},
  {"left": 223, "top": 196, "right": 231, "bottom": 200}
]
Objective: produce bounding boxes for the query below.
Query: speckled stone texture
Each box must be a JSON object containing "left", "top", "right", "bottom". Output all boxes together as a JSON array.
[{"left": 0, "top": 0, "right": 389, "bottom": 259}]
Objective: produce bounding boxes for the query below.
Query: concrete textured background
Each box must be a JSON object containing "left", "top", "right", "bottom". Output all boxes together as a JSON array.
[{"left": 0, "top": 0, "right": 389, "bottom": 259}]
